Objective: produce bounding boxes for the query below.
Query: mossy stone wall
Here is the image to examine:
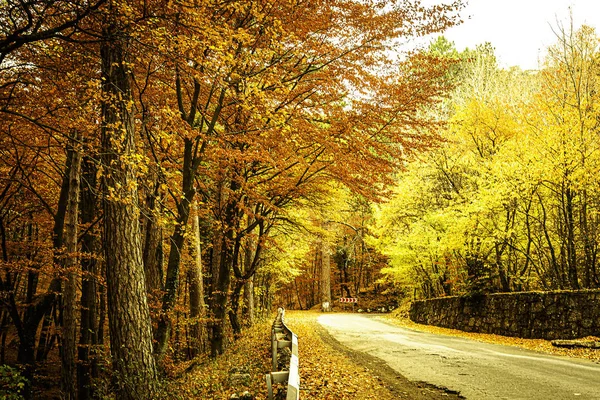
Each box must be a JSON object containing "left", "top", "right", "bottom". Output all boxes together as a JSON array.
[{"left": 409, "top": 290, "right": 600, "bottom": 339}]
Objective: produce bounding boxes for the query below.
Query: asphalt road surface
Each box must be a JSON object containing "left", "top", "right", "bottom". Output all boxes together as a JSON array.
[{"left": 317, "top": 313, "right": 600, "bottom": 400}]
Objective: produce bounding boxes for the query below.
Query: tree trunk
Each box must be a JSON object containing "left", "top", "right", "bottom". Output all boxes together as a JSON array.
[
  {"left": 243, "top": 276, "right": 254, "bottom": 327},
  {"left": 209, "top": 230, "right": 222, "bottom": 301},
  {"left": 496, "top": 242, "right": 510, "bottom": 292},
  {"left": 580, "top": 189, "right": 592, "bottom": 288},
  {"left": 154, "top": 139, "right": 196, "bottom": 358},
  {"left": 211, "top": 232, "right": 233, "bottom": 356},
  {"left": 320, "top": 237, "right": 331, "bottom": 308},
  {"left": 538, "top": 192, "right": 563, "bottom": 289},
  {"left": 311, "top": 248, "right": 319, "bottom": 308},
  {"left": 100, "top": 11, "right": 158, "bottom": 399},
  {"left": 61, "top": 139, "right": 82, "bottom": 400},
  {"left": 228, "top": 279, "right": 244, "bottom": 337},
  {"left": 78, "top": 154, "right": 99, "bottom": 400},
  {"left": 143, "top": 180, "right": 163, "bottom": 297},
  {"left": 565, "top": 187, "right": 579, "bottom": 289},
  {"left": 97, "top": 261, "right": 106, "bottom": 346},
  {"left": 241, "top": 239, "right": 255, "bottom": 326},
  {"left": 187, "top": 205, "right": 206, "bottom": 358},
  {"left": 210, "top": 187, "right": 240, "bottom": 356}
]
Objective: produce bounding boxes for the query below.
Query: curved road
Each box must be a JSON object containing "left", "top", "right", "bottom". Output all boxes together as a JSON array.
[{"left": 318, "top": 314, "right": 600, "bottom": 400}]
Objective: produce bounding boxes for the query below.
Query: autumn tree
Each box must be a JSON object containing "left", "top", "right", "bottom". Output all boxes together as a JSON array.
[
  {"left": 521, "top": 22, "right": 600, "bottom": 290},
  {"left": 0, "top": 14, "right": 106, "bottom": 395},
  {"left": 374, "top": 24, "right": 600, "bottom": 299},
  {"left": 99, "top": 1, "right": 159, "bottom": 397},
  {"left": 137, "top": 0, "right": 464, "bottom": 356},
  {"left": 0, "top": 0, "right": 465, "bottom": 396},
  {"left": 372, "top": 40, "right": 535, "bottom": 297}
]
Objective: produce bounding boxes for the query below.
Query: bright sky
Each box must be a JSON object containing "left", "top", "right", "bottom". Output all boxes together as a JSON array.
[{"left": 439, "top": 0, "right": 600, "bottom": 70}]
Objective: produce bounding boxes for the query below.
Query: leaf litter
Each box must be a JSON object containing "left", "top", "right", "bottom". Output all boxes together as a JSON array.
[
  {"left": 170, "top": 310, "right": 465, "bottom": 399},
  {"left": 377, "top": 312, "right": 600, "bottom": 364}
]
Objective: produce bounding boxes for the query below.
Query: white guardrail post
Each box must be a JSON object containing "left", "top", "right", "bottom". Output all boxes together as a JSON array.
[{"left": 265, "top": 307, "right": 300, "bottom": 400}]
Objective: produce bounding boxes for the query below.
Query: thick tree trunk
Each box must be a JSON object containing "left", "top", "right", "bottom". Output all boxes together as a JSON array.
[
  {"left": 100, "top": 13, "right": 158, "bottom": 399},
  {"left": 61, "top": 140, "right": 82, "bottom": 400}
]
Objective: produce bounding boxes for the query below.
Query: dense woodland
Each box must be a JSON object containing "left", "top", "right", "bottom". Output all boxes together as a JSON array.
[
  {"left": 4, "top": 0, "right": 598, "bottom": 398},
  {"left": 0, "top": 0, "right": 464, "bottom": 398},
  {"left": 280, "top": 24, "right": 600, "bottom": 306},
  {"left": 374, "top": 25, "right": 600, "bottom": 298}
]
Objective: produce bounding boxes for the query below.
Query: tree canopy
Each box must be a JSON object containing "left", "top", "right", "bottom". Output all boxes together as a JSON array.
[
  {"left": 0, "top": 0, "right": 463, "bottom": 398},
  {"left": 373, "top": 24, "right": 600, "bottom": 298}
]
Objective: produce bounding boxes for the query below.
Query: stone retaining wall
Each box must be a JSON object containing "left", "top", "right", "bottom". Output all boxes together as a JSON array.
[{"left": 409, "top": 290, "right": 600, "bottom": 340}]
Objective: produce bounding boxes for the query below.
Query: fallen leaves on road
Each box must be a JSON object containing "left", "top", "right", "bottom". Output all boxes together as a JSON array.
[
  {"left": 284, "top": 310, "right": 399, "bottom": 400},
  {"left": 378, "top": 313, "right": 600, "bottom": 363}
]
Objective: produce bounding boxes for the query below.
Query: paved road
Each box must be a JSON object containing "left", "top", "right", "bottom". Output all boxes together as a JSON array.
[{"left": 317, "top": 314, "right": 600, "bottom": 400}]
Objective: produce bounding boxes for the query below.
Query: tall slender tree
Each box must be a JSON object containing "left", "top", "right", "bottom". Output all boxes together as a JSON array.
[{"left": 99, "top": 1, "right": 158, "bottom": 397}]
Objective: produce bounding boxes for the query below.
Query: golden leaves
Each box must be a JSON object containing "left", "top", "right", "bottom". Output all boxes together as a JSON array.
[{"left": 285, "top": 311, "right": 409, "bottom": 400}]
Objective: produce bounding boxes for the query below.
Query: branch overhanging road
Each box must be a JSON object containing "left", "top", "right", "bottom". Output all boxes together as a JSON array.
[{"left": 317, "top": 313, "right": 600, "bottom": 400}]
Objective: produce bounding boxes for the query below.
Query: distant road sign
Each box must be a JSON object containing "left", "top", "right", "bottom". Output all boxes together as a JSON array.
[{"left": 339, "top": 297, "right": 357, "bottom": 303}]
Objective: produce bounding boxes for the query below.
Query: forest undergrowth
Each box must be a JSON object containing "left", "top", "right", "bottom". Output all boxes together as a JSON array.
[{"left": 168, "top": 320, "right": 271, "bottom": 399}]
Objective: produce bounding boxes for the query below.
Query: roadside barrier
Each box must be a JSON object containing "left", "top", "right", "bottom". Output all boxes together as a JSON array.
[
  {"left": 338, "top": 297, "right": 357, "bottom": 303},
  {"left": 265, "top": 307, "right": 300, "bottom": 400}
]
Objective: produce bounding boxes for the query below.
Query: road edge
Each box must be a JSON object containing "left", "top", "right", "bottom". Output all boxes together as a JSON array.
[{"left": 315, "top": 315, "right": 466, "bottom": 400}]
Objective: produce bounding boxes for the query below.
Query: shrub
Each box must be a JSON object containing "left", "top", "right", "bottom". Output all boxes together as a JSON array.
[{"left": 0, "top": 364, "right": 28, "bottom": 399}]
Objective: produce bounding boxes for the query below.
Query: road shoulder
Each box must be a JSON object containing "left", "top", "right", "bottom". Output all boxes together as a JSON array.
[{"left": 313, "top": 313, "right": 466, "bottom": 399}]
